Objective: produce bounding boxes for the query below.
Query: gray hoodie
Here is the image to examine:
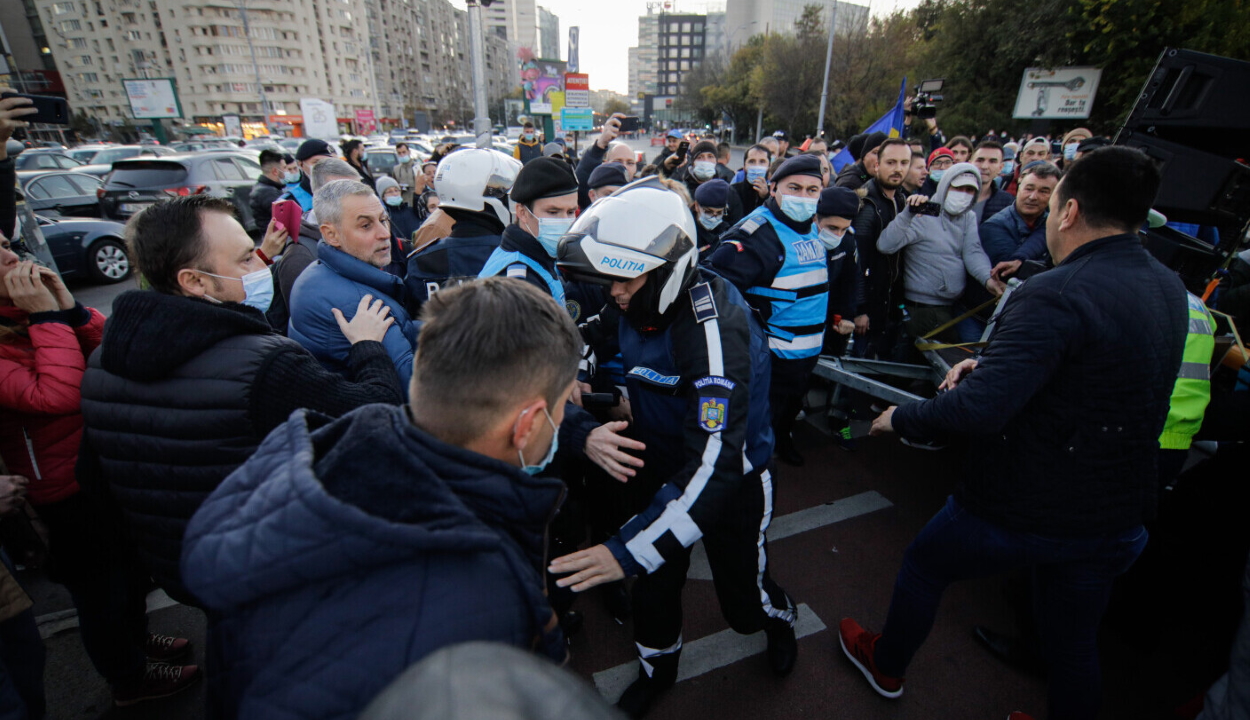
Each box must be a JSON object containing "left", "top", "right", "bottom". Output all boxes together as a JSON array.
[{"left": 877, "top": 161, "right": 993, "bottom": 305}]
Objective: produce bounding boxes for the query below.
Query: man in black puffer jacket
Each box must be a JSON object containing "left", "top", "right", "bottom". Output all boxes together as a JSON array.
[
  {"left": 78, "top": 196, "right": 405, "bottom": 605},
  {"left": 840, "top": 147, "right": 1188, "bottom": 720}
]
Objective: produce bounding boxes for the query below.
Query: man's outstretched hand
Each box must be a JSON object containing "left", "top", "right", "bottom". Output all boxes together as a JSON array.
[{"left": 549, "top": 545, "right": 625, "bottom": 592}]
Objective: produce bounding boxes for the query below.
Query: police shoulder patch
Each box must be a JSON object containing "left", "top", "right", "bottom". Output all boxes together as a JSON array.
[
  {"left": 689, "top": 282, "right": 718, "bottom": 323},
  {"left": 506, "top": 263, "right": 528, "bottom": 279},
  {"left": 740, "top": 217, "right": 763, "bottom": 234},
  {"left": 565, "top": 299, "right": 581, "bottom": 321},
  {"left": 693, "top": 375, "right": 736, "bottom": 392},
  {"left": 698, "top": 395, "right": 729, "bottom": 433}
]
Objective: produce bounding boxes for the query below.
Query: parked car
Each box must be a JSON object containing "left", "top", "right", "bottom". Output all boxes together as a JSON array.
[
  {"left": 364, "top": 147, "right": 400, "bottom": 179},
  {"left": 12, "top": 150, "right": 84, "bottom": 171},
  {"left": 16, "top": 171, "right": 103, "bottom": 217},
  {"left": 36, "top": 214, "right": 132, "bottom": 284},
  {"left": 66, "top": 144, "right": 112, "bottom": 164},
  {"left": 77, "top": 145, "right": 177, "bottom": 176},
  {"left": 170, "top": 140, "right": 235, "bottom": 153},
  {"left": 98, "top": 153, "right": 264, "bottom": 231}
]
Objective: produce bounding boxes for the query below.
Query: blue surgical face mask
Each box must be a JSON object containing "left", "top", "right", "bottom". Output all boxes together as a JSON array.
[
  {"left": 778, "top": 193, "right": 818, "bottom": 223},
  {"left": 698, "top": 211, "right": 723, "bottom": 231},
  {"left": 283, "top": 170, "right": 301, "bottom": 184},
  {"left": 518, "top": 407, "right": 558, "bottom": 475},
  {"left": 384, "top": 194, "right": 403, "bottom": 207},
  {"left": 746, "top": 166, "right": 767, "bottom": 183},
  {"left": 397, "top": 154, "right": 412, "bottom": 164},
  {"left": 818, "top": 227, "right": 847, "bottom": 250},
  {"left": 692, "top": 160, "right": 716, "bottom": 181},
  {"left": 1001, "top": 160, "right": 1015, "bottom": 176},
  {"left": 1063, "top": 143, "right": 1079, "bottom": 161},
  {"left": 535, "top": 216, "right": 575, "bottom": 257},
  {"left": 200, "top": 267, "right": 274, "bottom": 314},
  {"left": 930, "top": 169, "right": 946, "bottom": 183}
]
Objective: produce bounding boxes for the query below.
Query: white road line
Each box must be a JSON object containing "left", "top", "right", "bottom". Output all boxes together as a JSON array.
[
  {"left": 593, "top": 602, "right": 827, "bottom": 702},
  {"left": 36, "top": 589, "right": 181, "bottom": 640},
  {"left": 688, "top": 490, "right": 893, "bottom": 580}
]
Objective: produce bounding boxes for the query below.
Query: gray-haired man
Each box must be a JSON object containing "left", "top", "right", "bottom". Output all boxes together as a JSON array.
[{"left": 288, "top": 179, "right": 419, "bottom": 386}]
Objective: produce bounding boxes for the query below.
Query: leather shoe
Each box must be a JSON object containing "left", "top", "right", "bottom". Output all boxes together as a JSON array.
[
  {"left": 617, "top": 674, "right": 671, "bottom": 719},
  {"left": 765, "top": 617, "right": 798, "bottom": 676},
  {"left": 973, "top": 625, "right": 1046, "bottom": 676}
]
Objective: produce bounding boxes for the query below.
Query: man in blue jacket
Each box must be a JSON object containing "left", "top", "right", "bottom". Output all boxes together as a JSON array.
[
  {"left": 981, "top": 161, "right": 1061, "bottom": 272},
  {"left": 181, "top": 277, "right": 581, "bottom": 720},
  {"left": 289, "top": 179, "right": 419, "bottom": 387},
  {"left": 841, "top": 147, "right": 1188, "bottom": 720}
]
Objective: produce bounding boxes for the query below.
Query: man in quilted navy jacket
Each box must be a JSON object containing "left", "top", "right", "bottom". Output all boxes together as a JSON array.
[
  {"left": 181, "top": 277, "right": 583, "bottom": 720},
  {"left": 841, "top": 146, "right": 1189, "bottom": 720}
]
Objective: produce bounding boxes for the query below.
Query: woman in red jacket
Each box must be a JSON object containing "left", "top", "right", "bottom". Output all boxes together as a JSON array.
[{"left": 0, "top": 240, "right": 199, "bottom": 707}]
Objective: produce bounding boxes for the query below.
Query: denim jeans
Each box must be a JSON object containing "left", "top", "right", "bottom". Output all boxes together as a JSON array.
[{"left": 874, "top": 495, "right": 1148, "bottom": 720}]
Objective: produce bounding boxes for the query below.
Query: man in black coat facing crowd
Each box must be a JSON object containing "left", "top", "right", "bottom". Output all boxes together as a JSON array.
[{"left": 839, "top": 146, "right": 1188, "bottom": 720}]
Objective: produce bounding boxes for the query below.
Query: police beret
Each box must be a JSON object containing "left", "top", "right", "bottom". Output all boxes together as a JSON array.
[
  {"left": 588, "top": 162, "right": 629, "bottom": 190},
  {"left": 295, "top": 138, "right": 335, "bottom": 161},
  {"left": 770, "top": 154, "right": 824, "bottom": 184},
  {"left": 510, "top": 156, "right": 579, "bottom": 204},
  {"left": 693, "top": 179, "right": 731, "bottom": 208},
  {"left": 817, "top": 186, "right": 860, "bottom": 219}
]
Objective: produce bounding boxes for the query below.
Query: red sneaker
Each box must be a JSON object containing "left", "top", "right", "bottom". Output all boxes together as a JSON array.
[
  {"left": 113, "top": 662, "right": 200, "bottom": 707},
  {"left": 839, "top": 618, "right": 904, "bottom": 699},
  {"left": 1007, "top": 713, "right": 1036, "bottom": 720},
  {"left": 145, "top": 633, "right": 191, "bottom": 662}
]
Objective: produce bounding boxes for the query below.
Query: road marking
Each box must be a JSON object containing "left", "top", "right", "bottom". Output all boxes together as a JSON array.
[
  {"left": 688, "top": 490, "right": 893, "bottom": 580},
  {"left": 593, "top": 602, "right": 827, "bottom": 702},
  {"left": 36, "top": 589, "right": 180, "bottom": 640}
]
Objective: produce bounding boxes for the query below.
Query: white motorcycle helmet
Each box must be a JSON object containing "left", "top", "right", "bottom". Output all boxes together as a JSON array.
[
  {"left": 432, "top": 148, "right": 522, "bottom": 226},
  {"left": 557, "top": 176, "right": 697, "bottom": 324}
]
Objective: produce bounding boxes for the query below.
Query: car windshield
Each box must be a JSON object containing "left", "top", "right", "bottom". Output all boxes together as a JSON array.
[
  {"left": 68, "top": 149, "right": 101, "bottom": 162},
  {"left": 90, "top": 148, "right": 141, "bottom": 165}
]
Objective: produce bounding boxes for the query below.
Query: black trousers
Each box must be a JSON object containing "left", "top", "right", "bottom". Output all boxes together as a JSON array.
[
  {"left": 38, "top": 492, "right": 150, "bottom": 686},
  {"left": 631, "top": 467, "right": 794, "bottom": 682},
  {"left": 770, "top": 355, "right": 820, "bottom": 450}
]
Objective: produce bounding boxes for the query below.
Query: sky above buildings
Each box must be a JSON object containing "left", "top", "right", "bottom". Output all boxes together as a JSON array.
[{"left": 449, "top": 0, "right": 924, "bottom": 95}]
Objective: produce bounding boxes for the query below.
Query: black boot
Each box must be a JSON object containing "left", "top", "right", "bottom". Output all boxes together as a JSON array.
[
  {"left": 765, "top": 616, "right": 798, "bottom": 676},
  {"left": 775, "top": 436, "right": 805, "bottom": 467},
  {"left": 617, "top": 651, "right": 679, "bottom": 719}
]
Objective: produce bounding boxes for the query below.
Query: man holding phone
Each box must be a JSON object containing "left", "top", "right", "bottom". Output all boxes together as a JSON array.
[{"left": 575, "top": 113, "right": 640, "bottom": 209}]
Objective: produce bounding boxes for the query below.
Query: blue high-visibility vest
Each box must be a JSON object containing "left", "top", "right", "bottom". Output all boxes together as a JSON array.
[
  {"left": 478, "top": 248, "right": 567, "bottom": 309},
  {"left": 742, "top": 207, "right": 829, "bottom": 359}
]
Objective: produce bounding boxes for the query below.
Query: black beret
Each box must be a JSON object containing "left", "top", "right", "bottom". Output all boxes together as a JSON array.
[
  {"left": 694, "top": 179, "right": 731, "bottom": 208},
  {"left": 588, "top": 162, "right": 628, "bottom": 190},
  {"left": 770, "top": 154, "right": 824, "bottom": 184},
  {"left": 510, "top": 156, "right": 579, "bottom": 204},
  {"left": 295, "top": 138, "right": 335, "bottom": 161},
  {"left": 817, "top": 186, "right": 860, "bottom": 219}
]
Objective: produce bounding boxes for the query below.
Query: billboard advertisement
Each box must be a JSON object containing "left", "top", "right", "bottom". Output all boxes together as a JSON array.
[
  {"left": 123, "top": 78, "right": 181, "bottom": 119},
  {"left": 1013, "top": 67, "right": 1103, "bottom": 120},
  {"left": 520, "top": 55, "right": 566, "bottom": 107}
]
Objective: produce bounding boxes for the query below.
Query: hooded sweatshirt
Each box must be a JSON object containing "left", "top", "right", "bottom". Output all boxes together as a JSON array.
[
  {"left": 181, "top": 404, "right": 566, "bottom": 720},
  {"left": 876, "top": 161, "right": 993, "bottom": 306}
]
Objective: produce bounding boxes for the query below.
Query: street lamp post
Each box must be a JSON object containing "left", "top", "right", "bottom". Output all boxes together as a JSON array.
[
  {"left": 816, "top": 2, "right": 838, "bottom": 139},
  {"left": 466, "top": 0, "right": 492, "bottom": 149},
  {"left": 235, "top": 0, "right": 273, "bottom": 136}
]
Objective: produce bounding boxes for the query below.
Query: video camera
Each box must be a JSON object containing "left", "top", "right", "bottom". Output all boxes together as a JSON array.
[{"left": 910, "top": 79, "right": 945, "bottom": 120}]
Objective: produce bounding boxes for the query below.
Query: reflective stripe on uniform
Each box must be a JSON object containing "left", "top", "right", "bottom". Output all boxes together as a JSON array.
[
  {"left": 1177, "top": 361, "right": 1210, "bottom": 380},
  {"left": 768, "top": 334, "right": 824, "bottom": 352}
]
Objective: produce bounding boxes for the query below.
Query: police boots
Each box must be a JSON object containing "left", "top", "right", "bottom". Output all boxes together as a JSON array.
[{"left": 617, "top": 650, "right": 680, "bottom": 719}]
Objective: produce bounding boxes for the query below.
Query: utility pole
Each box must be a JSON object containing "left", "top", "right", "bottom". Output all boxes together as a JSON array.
[
  {"left": 816, "top": 1, "right": 838, "bottom": 139},
  {"left": 236, "top": 0, "right": 273, "bottom": 136},
  {"left": 466, "top": 1, "right": 492, "bottom": 149}
]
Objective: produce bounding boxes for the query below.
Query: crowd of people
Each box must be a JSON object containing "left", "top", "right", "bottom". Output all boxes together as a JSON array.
[{"left": 1, "top": 88, "right": 1249, "bottom": 720}]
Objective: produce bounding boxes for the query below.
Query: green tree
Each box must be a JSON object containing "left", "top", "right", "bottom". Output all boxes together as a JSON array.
[{"left": 602, "top": 97, "right": 631, "bottom": 117}]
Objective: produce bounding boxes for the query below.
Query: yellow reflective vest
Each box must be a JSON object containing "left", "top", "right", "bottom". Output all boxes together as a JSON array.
[{"left": 1159, "top": 293, "right": 1215, "bottom": 450}]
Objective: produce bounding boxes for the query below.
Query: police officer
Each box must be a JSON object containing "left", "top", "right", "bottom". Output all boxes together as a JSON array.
[
  {"left": 280, "top": 139, "right": 335, "bottom": 212},
  {"left": 478, "top": 156, "right": 579, "bottom": 312},
  {"left": 692, "top": 179, "right": 731, "bottom": 261},
  {"left": 551, "top": 177, "right": 798, "bottom": 718},
  {"left": 586, "top": 162, "right": 628, "bottom": 204},
  {"left": 707, "top": 155, "right": 829, "bottom": 467},
  {"left": 405, "top": 148, "right": 521, "bottom": 315}
]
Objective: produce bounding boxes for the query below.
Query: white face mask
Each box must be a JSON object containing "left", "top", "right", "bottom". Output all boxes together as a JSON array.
[
  {"left": 692, "top": 160, "right": 716, "bottom": 181},
  {"left": 943, "top": 191, "right": 974, "bottom": 216},
  {"left": 818, "top": 227, "right": 847, "bottom": 250}
]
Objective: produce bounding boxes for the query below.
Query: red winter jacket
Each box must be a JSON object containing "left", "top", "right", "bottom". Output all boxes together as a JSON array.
[{"left": 0, "top": 303, "right": 105, "bottom": 505}]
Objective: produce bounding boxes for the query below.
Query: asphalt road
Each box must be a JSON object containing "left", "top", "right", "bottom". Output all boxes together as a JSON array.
[{"left": 25, "top": 137, "right": 1232, "bottom": 719}]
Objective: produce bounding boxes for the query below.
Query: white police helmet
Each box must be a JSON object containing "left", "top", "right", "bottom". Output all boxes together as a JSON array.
[
  {"left": 432, "top": 148, "right": 522, "bottom": 226},
  {"left": 557, "top": 176, "right": 697, "bottom": 318}
]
